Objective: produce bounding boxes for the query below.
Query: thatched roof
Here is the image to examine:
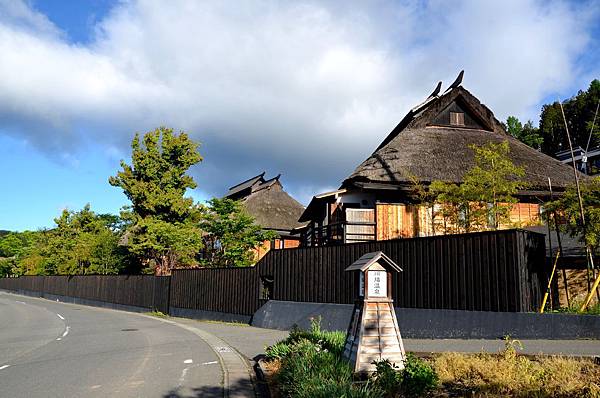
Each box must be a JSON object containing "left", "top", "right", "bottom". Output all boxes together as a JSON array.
[
  {"left": 344, "top": 86, "right": 579, "bottom": 194},
  {"left": 225, "top": 173, "right": 306, "bottom": 232},
  {"left": 226, "top": 172, "right": 266, "bottom": 199}
]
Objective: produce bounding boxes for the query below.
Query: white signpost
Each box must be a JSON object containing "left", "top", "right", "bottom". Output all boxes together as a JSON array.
[
  {"left": 368, "top": 270, "right": 387, "bottom": 297},
  {"left": 343, "top": 251, "right": 406, "bottom": 374}
]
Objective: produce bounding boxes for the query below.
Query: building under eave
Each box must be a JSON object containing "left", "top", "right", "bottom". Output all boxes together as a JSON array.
[
  {"left": 298, "top": 80, "right": 580, "bottom": 246},
  {"left": 225, "top": 172, "right": 305, "bottom": 256}
]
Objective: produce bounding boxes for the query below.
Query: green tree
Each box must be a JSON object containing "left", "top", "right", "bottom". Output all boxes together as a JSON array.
[
  {"left": 128, "top": 218, "right": 203, "bottom": 274},
  {"left": 504, "top": 116, "right": 543, "bottom": 150},
  {"left": 0, "top": 231, "right": 43, "bottom": 276},
  {"left": 430, "top": 141, "right": 526, "bottom": 233},
  {"left": 109, "top": 127, "right": 204, "bottom": 274},
  {"left": 539, "top": 79, "right": 600, "bottom": 155},
  {"left": 545, "top": 177, "right": 600, "bottom": 253},
  {"left": 44, "top": 205, "right": 124, "bottom": 275},
  {"left": 199, "top": 198, "right": 276, "bottom": 267}
]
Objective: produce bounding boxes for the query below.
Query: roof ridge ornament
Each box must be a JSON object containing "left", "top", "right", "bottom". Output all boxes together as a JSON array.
[
  {"left": 427, "top": 81, "right": 442, "bottom": 99},
  {"left": 443, "top": 70, "right": 464, "bottom": 94}
]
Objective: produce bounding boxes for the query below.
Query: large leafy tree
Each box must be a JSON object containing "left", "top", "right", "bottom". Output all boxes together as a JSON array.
[
  {"left": 199, "top": 198, "right": 276, "bottom": 267},
  {"left": 109, "top": 127, "right": 204, "bottom": 274},
  {"left": 504, "top": 116, "right": 543, "bottom": 150},
  {"left": 539, "top": 79, "right": 600, "bottom": 155},
  {"left": 430, "top": 141, "right": 526, "bottom": 233}
]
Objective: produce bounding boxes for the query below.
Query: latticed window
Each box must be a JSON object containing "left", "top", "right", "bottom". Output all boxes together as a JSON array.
[{"left": 450, "top": 111, "right": 465, "bottom": 126}]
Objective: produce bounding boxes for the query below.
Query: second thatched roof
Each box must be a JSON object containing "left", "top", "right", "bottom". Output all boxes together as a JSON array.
[{"left": 224, "top": 173, "right": 306, "bottom": 232}]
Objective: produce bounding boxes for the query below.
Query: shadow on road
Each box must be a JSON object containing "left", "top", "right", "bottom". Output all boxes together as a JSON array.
[{"left": 163, "top": 378, "right": 256, "bottom": 398}]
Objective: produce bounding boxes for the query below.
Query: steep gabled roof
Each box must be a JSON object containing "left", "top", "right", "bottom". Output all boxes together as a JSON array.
[
  {"left": 225, "top": 172, "right": 265, "bottom": 199},
  {"left": 244, "top": 182, "right": 306, "bottom": 231},
  {"left": 344, "top": 86, "right": 578, "bottom": 193},
  {"left": 224, "top": 173, "right": 306, "bottom": 232}
]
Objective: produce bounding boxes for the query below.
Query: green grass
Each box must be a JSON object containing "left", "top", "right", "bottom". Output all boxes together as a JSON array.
[
  {"left": 145, "top": 311, "right": 168, "bottom": 318},
  {"left": 548, "top": 299, "right": 600, "bottom": 315},
  {"left": 199, "top": 319, "right": 250, "bottom": 327}
]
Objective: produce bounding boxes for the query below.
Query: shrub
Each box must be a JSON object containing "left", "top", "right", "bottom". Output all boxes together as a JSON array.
[
  {"left": 265, "top": 341, "right": 292, "bottom": 361},
  {"left": 276, "top": 338, "right": 358, "bottom": 397},
  {"left": 268, "top": 316, "right": 347, "bottom": 360},
  {"left": 371, "top": 359, "right": 402, "bottom": 396},
  {"left": 401, "top": 353, "right": 439, "bottom": 397},
  {"left": 372, "top": 355, "right": 438, "bottom": 397},
  {"left": 297, "top": 381, "right": 383, "bottom": 398}
]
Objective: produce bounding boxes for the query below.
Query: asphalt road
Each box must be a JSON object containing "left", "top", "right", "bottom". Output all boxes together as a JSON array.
[{"left": 0, "top": 293, "right": 223, "bottom": 398}]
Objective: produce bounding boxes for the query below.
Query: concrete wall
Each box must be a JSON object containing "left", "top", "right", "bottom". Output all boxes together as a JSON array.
[
  {"left": 251, "top": 300, "right": 600, "bottom": 340},
  {"left": 169, "top": 307, "right": 252, "bottom": 324}
]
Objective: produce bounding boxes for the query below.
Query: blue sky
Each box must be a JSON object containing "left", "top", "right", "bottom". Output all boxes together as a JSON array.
[{"left": 0, "top": 0, "right": 599, "bottom": 231}]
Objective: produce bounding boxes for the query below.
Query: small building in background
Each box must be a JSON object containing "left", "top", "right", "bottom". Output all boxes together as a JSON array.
[
  {"left": 225, "top": 172, "right": 305, "bottom": 259},
  {"left": 297, "top": 82, "right": 578, "bottom": 246},
  {"left": 556, "top": 146, "right": 600, "bottom": 175}
]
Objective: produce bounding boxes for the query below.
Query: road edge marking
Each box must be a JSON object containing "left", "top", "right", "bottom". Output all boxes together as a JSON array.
[{"left": 136, "top": 314, "right": 255, "bottom": 398}]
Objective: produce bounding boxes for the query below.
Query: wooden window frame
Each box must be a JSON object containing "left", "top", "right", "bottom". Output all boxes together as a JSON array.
[{"left": 450, "top": 111, "right": 465, "bottom": 126}]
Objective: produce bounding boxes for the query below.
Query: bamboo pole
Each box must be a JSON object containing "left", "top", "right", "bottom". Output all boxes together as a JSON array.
[
  {"left": 540, "top": 250, "right": 561, "bottom": 313},
  {"left": 558, "top": 100, "right": 598, "bottom": 311},
  {"left": 548, "top": 177, "right": 570, "bottom": 307}
]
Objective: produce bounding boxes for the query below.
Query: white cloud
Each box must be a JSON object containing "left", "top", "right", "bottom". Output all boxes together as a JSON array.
[{"left": 0, "top": 0, "right": 597, "bottom": 203}]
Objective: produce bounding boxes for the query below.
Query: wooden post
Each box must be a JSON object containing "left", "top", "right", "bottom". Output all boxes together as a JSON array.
[
  {"left": 559, "top": 100, "right": 597, "bottom": 309},
  {"left": 548, "top": 177, "right": 570, "bottom": 307}
]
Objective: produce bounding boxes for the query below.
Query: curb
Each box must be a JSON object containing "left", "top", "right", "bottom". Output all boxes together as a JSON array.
[{"left": 136, "top": 314, "right": 256, "bottom": 398}]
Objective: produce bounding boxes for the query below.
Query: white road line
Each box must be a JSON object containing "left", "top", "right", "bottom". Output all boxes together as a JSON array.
[
  {"left": 0, "top": 365, "right": 10, "bottom": 370},
  {"left": 56, "top": 313, "right": 65, "bottom": 320},
  {"left": 62, "top": 326, "right": 70, "bottom": 338},
  {"left": 203, "top": 361, "right": 218, "bottom": 365},
  {"left": 183, "top": 359, "right": 193, "bottom": 364},
  {"left": 177, "top": 364, "right": 199, "bottom": 386},
  {"left": 16, "top": 301, "right": 26, "bottom": 305}
]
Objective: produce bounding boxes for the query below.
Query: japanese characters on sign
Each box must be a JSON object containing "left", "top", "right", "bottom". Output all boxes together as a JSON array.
[
  {"left": 359, "top": 272, "right": 365, "bottom": 296},
  {"left": 367, "top": 270, "right": 387, "bottom": 297}
]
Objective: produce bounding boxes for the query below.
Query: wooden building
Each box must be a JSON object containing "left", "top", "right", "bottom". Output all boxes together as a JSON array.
[
  {"left": 225, "top": 172, "right": 305, "bottom": 258},
  {"left": 298, "top": 80, "right": 578, "bottom": 246}
]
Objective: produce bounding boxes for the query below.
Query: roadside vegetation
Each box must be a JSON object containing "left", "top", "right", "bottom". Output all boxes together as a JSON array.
[{"left": 263, "top": 323, "right": 600, "bottom": 398}]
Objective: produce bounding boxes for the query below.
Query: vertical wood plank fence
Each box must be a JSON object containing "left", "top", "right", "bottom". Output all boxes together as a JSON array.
[
  {"left": 0, "top": 229, "right": 547, "bottom": 317},
  {"left": 0, "top": 275, "right": 170, "bottom": 311}
]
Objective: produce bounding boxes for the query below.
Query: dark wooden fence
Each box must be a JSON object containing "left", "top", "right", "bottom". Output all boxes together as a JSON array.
[
  {"left": 170, "top": 267, "right": 260, "bottom": 316},
  {"left": 0, "top": 275, "right": 170, "bottom": 312},
  {"left": 0, "top": 229, "right": 547, "bottom": 317},
  {"left": 170, "top": 229, "right": 547, "bottom": 316}
]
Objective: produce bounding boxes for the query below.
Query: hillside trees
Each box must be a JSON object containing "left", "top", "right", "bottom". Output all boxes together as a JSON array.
[
  {"left": 109, "top": 127, "right": 204, "bottom": 274},
  {"left": 539, "top": 79, "right": 600, "bottom": 155},
  {"left": 504, "top": 116, "right": 543, "bottom": 150}
]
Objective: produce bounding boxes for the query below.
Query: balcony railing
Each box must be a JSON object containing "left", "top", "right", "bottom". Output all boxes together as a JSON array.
[{"left": 306, "top": 221, "right": 376, "bottom": 246}]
